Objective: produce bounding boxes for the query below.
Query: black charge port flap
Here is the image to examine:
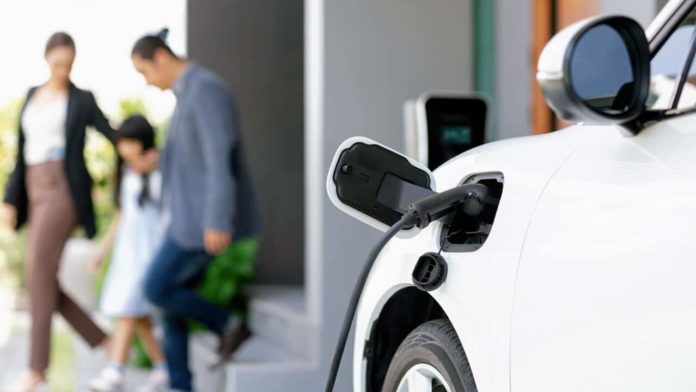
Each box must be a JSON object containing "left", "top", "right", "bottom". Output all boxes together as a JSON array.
[{"left": 332, "top": 142, "right": 432, "bottom": 226}]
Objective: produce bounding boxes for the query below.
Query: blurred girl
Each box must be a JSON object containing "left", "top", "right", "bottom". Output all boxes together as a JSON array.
[{"left": 88, "top": 115, "right": 168, "bottom": 392}]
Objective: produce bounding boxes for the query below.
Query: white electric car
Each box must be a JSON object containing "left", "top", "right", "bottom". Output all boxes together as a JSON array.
[{"left": 327, "top": 1, "right": 696, "bottom": 391}]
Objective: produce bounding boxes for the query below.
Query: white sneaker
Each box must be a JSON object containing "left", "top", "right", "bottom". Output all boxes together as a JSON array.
[
  {"left": 88, "top": 367, "right": 124, "bottom": 392},
  {"left": 137, "top": 368, "right": 169, "bottom": 392}
]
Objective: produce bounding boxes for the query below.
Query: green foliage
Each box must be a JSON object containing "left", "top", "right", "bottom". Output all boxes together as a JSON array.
[
  {"left": 48, "top": 329, "right": 76, "bottom": 391},
  {"left": 0, "top": 99, "right": 21, "bottom": 192},
  {"left": 198, "top": 238, "right": 258, "bottom": 305},
  {"left": 0, "top": 227, "right": 26, "bottom": 291},
  {"left": 119, "top": 97, "right": 149, "bottom": 119},
  {"left": 189, "top": 238, "right": 259, "bottom": 332},
  {"left": 129, "top": 334, "right": 153, "bottom": 369},
  {"left": 84, "top": 130, "right": 116, "bottom": 190},
  {"left": 0, "top": 99, "right": 25, "bottom": 290}
]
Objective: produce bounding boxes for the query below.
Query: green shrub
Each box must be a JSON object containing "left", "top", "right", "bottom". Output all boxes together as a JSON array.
[
  {"left": 190, "top": 238, "right": 259, "bottom": 332},
  {"left": 0, "top": 99, "right": 25, "bottom": 291}
]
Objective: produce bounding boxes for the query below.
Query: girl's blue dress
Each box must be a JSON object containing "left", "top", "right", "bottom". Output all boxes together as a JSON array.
[{"left": 100, "top": 166, "right": 162, "bottom": 317}]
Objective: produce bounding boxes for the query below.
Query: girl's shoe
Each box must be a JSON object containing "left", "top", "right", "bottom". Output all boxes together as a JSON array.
[
  {"left": 88, "top": 367, "right": 124, "bottom": 392},
  {"left": 137, "top": 368, "right": 169, "bottom": 392}
]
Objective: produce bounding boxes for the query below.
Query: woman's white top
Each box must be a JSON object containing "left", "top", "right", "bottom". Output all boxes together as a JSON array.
[{"left": 21, "top": 96, "right": 68, "bottom": 165}]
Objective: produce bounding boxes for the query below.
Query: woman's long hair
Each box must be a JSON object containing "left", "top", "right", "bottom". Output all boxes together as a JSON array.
[{"left": 113, "top": 115, "right": 156, "bottom": 208}]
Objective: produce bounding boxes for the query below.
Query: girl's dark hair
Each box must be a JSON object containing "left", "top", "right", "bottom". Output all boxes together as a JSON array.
[
  {"left": 45, "top": 32, "right": 75, "bottom": 56},
  {"left": 131, "top": 28, "right": 176, "bottom": 60},
  {"left": 114, "top": 115, "right": 157, "bottom": 208}
]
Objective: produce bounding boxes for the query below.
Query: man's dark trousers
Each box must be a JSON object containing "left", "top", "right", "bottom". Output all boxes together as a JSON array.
[{"left": 144, "top": 235, "right": 230, "bottom": 391}]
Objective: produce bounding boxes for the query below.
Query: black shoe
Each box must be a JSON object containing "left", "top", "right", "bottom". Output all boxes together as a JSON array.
[{"left": 212, "top": 318, "right": 252, "bottom": 369}]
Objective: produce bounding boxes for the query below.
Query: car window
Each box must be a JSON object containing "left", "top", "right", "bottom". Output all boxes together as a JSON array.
[{"left": 649, "top": 9, "right": 696, "bottom": 110}]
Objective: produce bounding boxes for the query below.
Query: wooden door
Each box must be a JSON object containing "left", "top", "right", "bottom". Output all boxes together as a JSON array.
[{"left": 531, "top": 0, "right": 599, "bottom": 134}]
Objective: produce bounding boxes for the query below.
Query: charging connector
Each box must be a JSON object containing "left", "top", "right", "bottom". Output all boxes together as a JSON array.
[
  {"left": 410, "top": 183, "right": 488, "bottom": 228},
  {"left": 324, "top": 183, "right": 489, "bottom": 391}
]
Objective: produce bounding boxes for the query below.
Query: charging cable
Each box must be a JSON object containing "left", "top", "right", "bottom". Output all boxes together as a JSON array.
[{"left": 324, "top": 209, "right": 420, "bottom": 392}]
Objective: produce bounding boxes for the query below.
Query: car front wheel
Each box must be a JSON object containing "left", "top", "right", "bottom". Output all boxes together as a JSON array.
[{"left": 381, "top": 319, "right": 477, "bottom": 392}]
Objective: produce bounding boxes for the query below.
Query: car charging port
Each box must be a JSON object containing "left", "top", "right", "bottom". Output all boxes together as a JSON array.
[{"left": 441, "top": 172, "right": 503, "bottom": 252}]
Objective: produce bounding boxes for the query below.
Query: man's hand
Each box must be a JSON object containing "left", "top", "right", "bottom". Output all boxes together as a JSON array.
[
  {"left": 2, "top": 203, "right": 16, "bottom": 228},
  {"left": 204, "top": 229, "right": 232, "bottom": 255}
]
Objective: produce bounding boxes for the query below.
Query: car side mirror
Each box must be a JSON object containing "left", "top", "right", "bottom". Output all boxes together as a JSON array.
[
  {"left": 327, "top": 137, "right": 436, "bottom": 236},
  {"left": 537, "top": 15, "right": 650, "bottom": 125}
]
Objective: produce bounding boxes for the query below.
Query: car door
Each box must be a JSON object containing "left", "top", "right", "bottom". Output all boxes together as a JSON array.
[{"left": 510, "top": 120, "right": 696, "bottom": 391}]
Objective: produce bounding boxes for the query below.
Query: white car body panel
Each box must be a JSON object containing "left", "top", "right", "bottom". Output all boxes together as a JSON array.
[
  {"left": 353, "top": 112, "right": 696, "bottom": 391},
  {"left": 512, "top": 112, "right": 696, "bottom": 390}
]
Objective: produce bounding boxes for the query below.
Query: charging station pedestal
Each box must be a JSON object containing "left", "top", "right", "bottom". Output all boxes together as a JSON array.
[{"left": 404, "top": 92, "right": 488, "bottom": 170}]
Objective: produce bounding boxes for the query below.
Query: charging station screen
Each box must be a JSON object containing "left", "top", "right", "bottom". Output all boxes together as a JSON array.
[
  {"left": 426, "top": 98, "right": 486, "bottom": 170},
  {"left": 441, "top": 125, "right": 473, "bottom": 144}
]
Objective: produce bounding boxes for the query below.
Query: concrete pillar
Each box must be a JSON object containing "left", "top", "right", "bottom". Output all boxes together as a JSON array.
[{"left": 306, "top": 0, "right": 473, "bottom": 388}]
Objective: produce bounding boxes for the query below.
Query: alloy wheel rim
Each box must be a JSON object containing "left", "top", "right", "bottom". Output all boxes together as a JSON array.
[{"left": 396, "top": 363, "right": 451, "bottom": 392}]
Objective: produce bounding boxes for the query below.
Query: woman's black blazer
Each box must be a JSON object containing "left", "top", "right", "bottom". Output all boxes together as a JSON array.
[{"left": 4, "top": 83, "right": 115, "bottom": 238}]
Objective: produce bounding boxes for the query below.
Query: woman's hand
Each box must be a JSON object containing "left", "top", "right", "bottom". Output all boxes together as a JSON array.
[{"left": 2, "top": 203, "right": 16, "bottom": 228}]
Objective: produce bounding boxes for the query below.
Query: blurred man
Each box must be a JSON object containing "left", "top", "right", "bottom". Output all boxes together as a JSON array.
[{"left": 131, "top": 29, "right": 261, "bottom": 392}]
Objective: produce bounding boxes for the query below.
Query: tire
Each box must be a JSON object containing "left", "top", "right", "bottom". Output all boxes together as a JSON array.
[{"left": 381, "top": 319, "right": 477, "bottom": 392}]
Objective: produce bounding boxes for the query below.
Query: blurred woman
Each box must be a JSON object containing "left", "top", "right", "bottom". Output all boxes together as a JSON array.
[{"left": 3, "top": 32, "right": 115, "bottom": 392}]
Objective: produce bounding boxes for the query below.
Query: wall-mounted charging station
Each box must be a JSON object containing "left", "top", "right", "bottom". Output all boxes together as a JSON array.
[{"left": 404, "top": 92, "right": 488, "bottom": 170}]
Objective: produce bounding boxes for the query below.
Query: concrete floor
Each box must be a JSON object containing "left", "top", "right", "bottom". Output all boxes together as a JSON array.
[{"left": 0, "top": 311, "right": 150, "bottom": 392}]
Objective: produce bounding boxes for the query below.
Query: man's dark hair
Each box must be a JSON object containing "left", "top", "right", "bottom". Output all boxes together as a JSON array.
[
  {"left": 131, "top": 28, "right": 176, "bottom": 60},
  {"left": 45, "top": 32, "right": 75, "bottom": 56}
]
